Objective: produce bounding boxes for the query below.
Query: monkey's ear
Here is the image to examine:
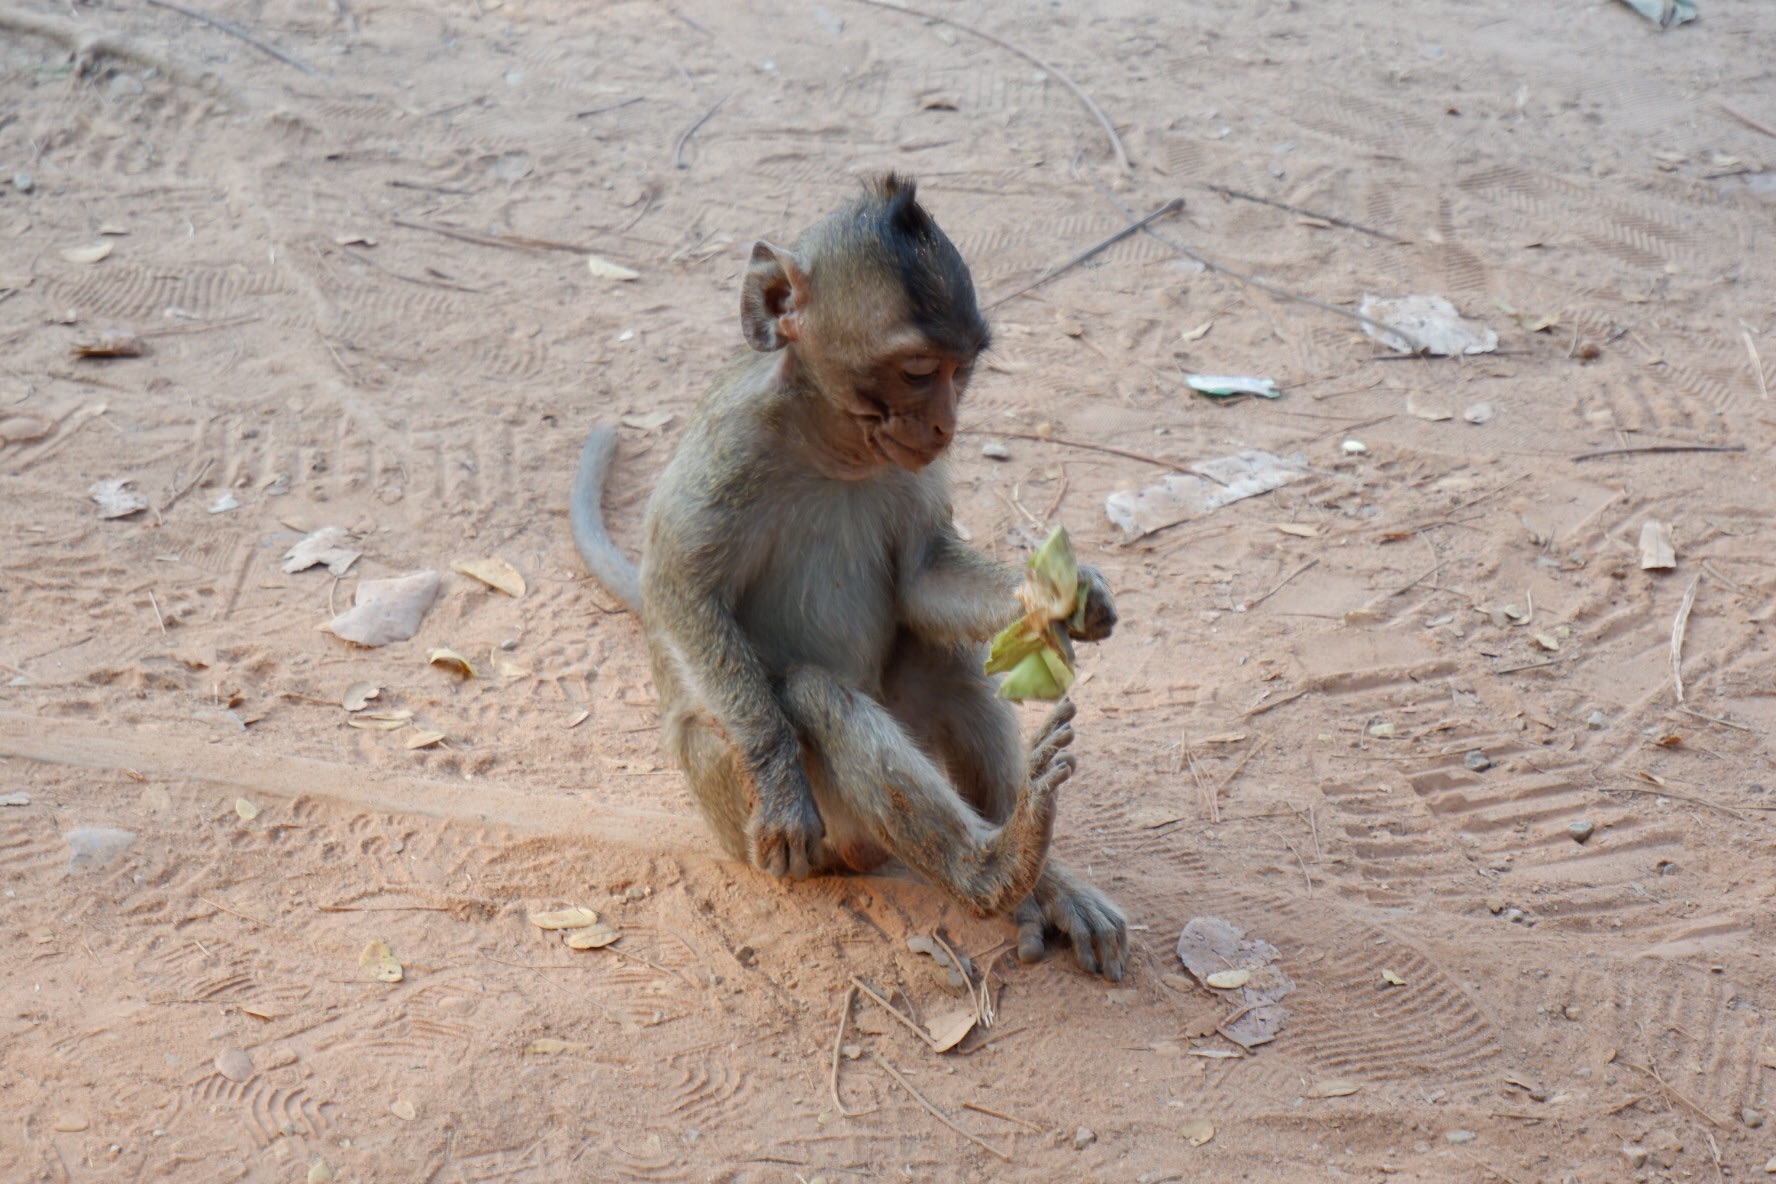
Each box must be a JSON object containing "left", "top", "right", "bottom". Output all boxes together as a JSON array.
[{"left": 740, "top": 240, "right": 809, "bottom": 352}]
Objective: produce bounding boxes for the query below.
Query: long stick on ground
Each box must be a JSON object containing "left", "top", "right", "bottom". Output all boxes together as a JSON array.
[
  {"left": 1572, "top": 444, "right": 1745, "bottom": 461},
  {"left": 672, "top": 93, "right": 727, "bottom": 169},
  {"left": 829, "top": 986, "right": 877, "bottom": 1118},
  {"left": 1670, "top": 575, "right": 1699, "bottom": 703},
  {"left": 842, "top": 0, "right": 1130, "bottom": 172},
  {"left": 874, "top": 1053, "right": 1012, "bottom": 1161},
  {"left": 959, "top": 428, "right": 1188, "bottom": 473},
  {"left": 0, "top": 6, "right": 217, "bottom": 91},
  {"left": 144, "top": 0, "right": 322, "bottom": 77},
  {"left": 849, "top": 975, "right": 941, "bottom": 1051},
  {"left": 986, "top": 198, "right": 1184, "bottom": 309},
  {"left": 1203, "top": 184, "right": 1402, "bottom": 243}
]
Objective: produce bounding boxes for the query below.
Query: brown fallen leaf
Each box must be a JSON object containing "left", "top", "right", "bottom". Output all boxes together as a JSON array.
[
  {"left": 403, "top": 730, "right": 446, "bottom": 750},
  {"left": 328, "top": 571, "right": 440, "bottom": 646},
  {"left": 565, "top": 709, "right": 590, "bottom": 729},
  {"left": 427, "top": 648, "right": 477, "bottom": 678},
  {"left": 1638, "top": 520, "right": 1676, "bottom": 571},
  {"left": 60, "top": 242, "right": 114, "bottom": 264},
  {"left": 1205, "top": 969, "right": 1251, "bottom": 989},
  {"left": 526, "top": 1037, "right": 584, "bottom": 1055},
  {"left": 1381, "top": 968, "right": 1406, "bottom": 986},
  {"left": 90, "top": 478, "right": 148, "bottom": 519},
  {"left": 529, "top": 907, "right": 600, "bottom": 930},
  {"left": 564, "top": 922, "right": 621, "bottom": 949},
  {"left": 924, "top": 1007, "right": 977, "bottom": 1053},
  {"left": 587, "top": 255, "right": 640, "bottom": 281},
  {"left": 1181, "top": 1117, "right": 1215, "bottom": 1146},
  {"left": 234, "top": 797, "right": 260, "bottom": 821},
  {"left": 341, "top": 682, "right": 380, "bottom": 712},
  {"left": 389, "top": 1099, "right": 416, "bottom": 1121},
  {"left": 1306, "top": 1079, "right": 1361, "bottom": 1098}
]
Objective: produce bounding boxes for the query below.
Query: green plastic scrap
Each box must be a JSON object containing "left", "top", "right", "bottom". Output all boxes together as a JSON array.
[
  {"left": 985, "top": 526, "right": 1086, "bottom": 702},
  {"left": 1617, "top": 0, "right": 1697, "bottom": 28}
]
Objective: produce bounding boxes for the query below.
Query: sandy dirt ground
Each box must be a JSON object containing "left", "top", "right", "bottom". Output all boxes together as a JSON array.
[{"left": 3, "top": 0, "right": 1776, "bottom": 1180}]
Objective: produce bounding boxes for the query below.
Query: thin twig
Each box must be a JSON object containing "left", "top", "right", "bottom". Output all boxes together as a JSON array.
[
  {"left": 985, "top": 198, "right": 1183, "bottom": 309},
  {"left": 843, "top": 0, "right": 1130, "bottom": 171},
  {"left": 144, "top": 0, "right": 322, "bottom": 77},
  {"left": 342, "top": 246, "right": 482, "bottom": 293},
  {"left": 673, "top": 93, "right": 727, "bottom": 169},
  {"left": 1491, "top": 656, "right": 1572, "bottom": 675},
  {"left": 1202, "top": 184, "right": 1402, "bottom": 242},
  {"left": 147, "top": 590, "right": 167, "bottom": 636},
  {"left": 1670, "top": 575, "right": 1699, "bottom": 703},
  {"left": 873, "top": 1053, "right": 1012, "bottom": 1161},
  {"left": 1242, "top": 688, "right": 1308, "bottom": 719},
  {"left": 1215, "top": 734, "right": 1268, "bottom": 796},
  {"left": 1701, "top": 560, "right": 1745, "bottom": 595},
  {"left": 196, "top": 895, "right": 276, "bottom": 928},
  {"left": 161, "top": 456, "right": 214, "bottom": 513},
  {"left": 575, "top": 96, "right": 645, "bottom": 119},
  {"left": 961, "top": 1101, "right": 1045, "bottom": 1133},
  {"left": 960, "top": 428, "right": 1188, "bottom": 473},
  {"left": 1247, "top": 559, "right": 1319, "bottom": 610},
  {"left": 929, "top": 931, "right": 986, "bottom": 1028},
  {"left": 1572, "top": 444, "right": 1745, "bottom": 461},
  {"left": 1743, "top": 329, "right": 1769, "bottom": 401},
  {"left": 1387, "top": 559, "right": 1448, "bottom": 598},
  {"left": 850, "top": 976, "right": 940, "bottom": 1050},
  {"left": 1676, "top": 705, "right": 1755, "bottom": 733},
  {"left": 1602, "top": 785, "right": 1748, "bottom": 821},
  {"left": 829, "top": 986, "right": 878, "bottom": 1117},
  {"left": 1716, "top": 99, "right": 1776, "bottom": 139},
  {"left": 390, "top": 217, "right": 592, "bottom": 256},
  {"left": 1617, "top": 1059, "right": 1729, "bottom": 1129},
  {"left": 956, "top": 1023, "right": 1029, "bottom": 1055}
]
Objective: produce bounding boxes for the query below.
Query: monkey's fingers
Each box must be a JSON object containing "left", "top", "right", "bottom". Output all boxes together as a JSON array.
[
  {"left": 1014, "top": 898, "right": 1047, "bottom": 965},
  {"left": 747, "top": 815, "right": 826, "bottom": 879}
]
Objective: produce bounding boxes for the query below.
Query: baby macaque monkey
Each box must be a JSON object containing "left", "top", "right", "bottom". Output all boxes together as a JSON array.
[{"left": 572, "top": 174, "right": 1126, "bottom": 978}]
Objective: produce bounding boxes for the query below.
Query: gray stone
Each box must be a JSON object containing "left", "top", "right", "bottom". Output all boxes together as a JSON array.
[
  {"left": 215, "top": 1047, "right": 255, "bottom": 1083},
  {"left": 64, "top": 827, "right": 136, "bottom": 873},
  {"left": 980, "top": 441, "right": 1010, "bottom": 460},
  {"left": 1463, "top": 750, "right": 1492, "bottom": 772},
  {"left": 1446, "top": 1130, "right": 1476, "bottom": 1145},
  {"left": 0, "top": 792, "right": 31, "bottom": 807},
  {"left": 1743, "top": 1108, "right": 1763, "bottom": 1129},
  {"left": 1585, "top": 710, "right": 1607, "bottom": 730},
  {"left": 1072, "top": 1126, "right": 1096, "bottom": 1150},
  {"left": 1567, "top": 819, "right": 1595, "bottom": 844},
  {"left": 11, "top": 171, "right": 33, "bottom": 193}
]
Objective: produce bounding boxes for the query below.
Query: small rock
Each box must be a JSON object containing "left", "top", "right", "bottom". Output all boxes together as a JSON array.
[
  {"left": 1765, "top": 1153, "right": 1776, "bottom": 1174},
  {"left": 0, "top": 791, "right": 31, "bottom": 807},
  {"left": 64, "top": 827, "right": 136, "bottom": 872},
  {"left": 1072, "top": 1126, "right": 1097, "bottom": 1150},
  {"left": 1463, "top": 402, "right": 1496, "bottom": 424},
  {"left": 1567, "top": 819, "right": 1595, "bottom": 844},
  {"left": 1502, "top": 907, "right": 1526, "bottom": 924},
  {"left": 1463, "top": 750, "right": 1493, "bottom": 772},
  {"left": 1657, "top": 860, "right": 1680, "bottom": 876},
  {"left": 1743, "top": 1107, "right": 1763, "bottom": 1128},
  {"left": 1446, "top": 1129, "right": 1476, "bottom": 1145},
  {"left": 307, "top": 1161, "right": 336, "bottom": 1184},
  {"left": 1563, "top": 1005, "right": 1581, "bottom": 1021},
  {"left": 13, "top": 171, "right": 34, "bottom": 193},
  {"left": 215, "top": 1047, "right": 255, "bottom": 1083},
  {"left": 1623, "top": 1146, "right": 1649, "bottom": 1169},
  {"left": 52, "top": 1112, "right": 89, "bottom": 1132},
  {"left": 1341, "top": 439, "right": 1368, "bottom": 455},
  {"left": 207, "top": 492, "right": 239, "bottom": 514},
  {"left": 1585, "top": 710, "right": 1607, "bottom": 730},
  {"left": 980, "top": 441, "right": 1010, "bottom": 460}
]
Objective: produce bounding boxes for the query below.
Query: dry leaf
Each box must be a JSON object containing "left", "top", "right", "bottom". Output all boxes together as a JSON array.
[
  {"left": 1181, "top": 1118, "right": 1215, "bottom": 1147},
  {"left": 1407, "top": 391, "right": 1455, "bottom": 421},
  {"left": 587, "top": 255, "right": 641, "bottom": 281},
  {"left": 1187, "top": 1048, "right": 1240, "bottom": 1059},
  {"left": 51, "top": 1113, "right": 89, "bottom": 1132},
  {"left": 90, "top": 478, "right": 148, "bottom": 519},
  {"left": 526, "top": 1038, "right": 580, "bottom": 1055},
  {"left": 307, "top": 1160, "right": 336, "bottom": 1184},
  {"left": 240, "top": 1006, "right": 277, "bottom": 1021},
  {"left": 347, "top": 714, "right": 410, "bottom": 731},
  {"left": 1381, "top": 968, "right": 1406, "bottom": 986},
  {"left": 565, "top": 709, "right": 590, "bottom": 729},
  {"left": 234, "top": 797, "right": 260, "bottom": 821},
  {"left": 428, "top": 648, "right": 477, "bottom": 678},
  {"left": 452, "top": 557, "right": 526, "bottom": 597},
  {"left": 1205, "top": 969, "right": 1251, "bottom": 990},
  {"left": 564, "top": 921, "right": 621, "bottom": 949},
  {"left": 60, "top": 242, "right": 114, "bottom": 264},
  {"left": 1274, "top": 523, "right": 1320, "bottom": 538},
  {"left": 1533, "top": 633, "right": 1561, "bottom": 652},
  {"left": 389, "top": 1099, "right": 416, "bottom": 1121},
  {"left": 620, "top": 411, "right": 674, "bottom": 431},
  {"left": 0, "top": 415, "right": 52, "bottom": 444},
  {"left": 1180, "top": 320, "right": 1214, "bottom": 343},
  {"left": 341, "top": 683, "right": 380, "bottom": 712},
  {"left": 72, "top": 329, "right": 145, "bottom": 358},
  {"left": 328, "top": 571, "right": 441, "bottom": 647},
  {"left": 360, "top": 940, "right": 403, "bottom": 983},
  {"left": 1306, "top": 1080, "right": 1362, "bottom": 1098},
  {"left": 1638, "top": 520, "right": 1676, "bottom": 570},
  {"left": 403, "top": 730, "right": 446, "bottom": 750},
  {"left": 215, "top": 1047, "right": 255, "bottom": 1082},
  {"left": 283, "top": 527, "right": 361, "bottom": 576},
  {"left": 529, "top": 907, "right": 600, "bottom": 930},
  {"left": 924, "top": 1007, "right": 978, "bottom": 1053}
]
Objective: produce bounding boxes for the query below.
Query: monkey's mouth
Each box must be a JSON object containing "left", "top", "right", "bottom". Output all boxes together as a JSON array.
[{"left": 871, "top": 427, "right": 947, "bottom": 472}]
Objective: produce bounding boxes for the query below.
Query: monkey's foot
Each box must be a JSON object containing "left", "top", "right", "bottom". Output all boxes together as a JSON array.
[
  {"left": 745, "top": 795, "right": 827, "bottom": 879},
  {"left": 1014, "top": 863, "right": 1128, "bottom": 981},
  {"left": 1027, "top": 697, "right": 1076, "bottom": 782}
]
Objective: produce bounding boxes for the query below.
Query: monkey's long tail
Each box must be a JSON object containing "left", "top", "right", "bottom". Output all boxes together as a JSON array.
[{"left": 570, "top": 425, "right": 643, "bottom": 613}]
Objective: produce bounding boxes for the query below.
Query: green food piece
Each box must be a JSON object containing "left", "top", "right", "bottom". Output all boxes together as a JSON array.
[{"left": 986, "top": 527, "right": 1086, "bottom": 701}]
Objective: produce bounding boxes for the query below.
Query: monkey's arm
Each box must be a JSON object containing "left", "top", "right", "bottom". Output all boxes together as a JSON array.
[
  {"left": 648, "top": 538, "right": 825, "bottom": 877},
  {"left": 902, "top": 530, "right": 1119, "bottom": 646}
]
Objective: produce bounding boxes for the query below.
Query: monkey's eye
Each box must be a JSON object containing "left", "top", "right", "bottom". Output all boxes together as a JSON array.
[{"left": 901, "top": 356, "right": 940, "bottom": 382}]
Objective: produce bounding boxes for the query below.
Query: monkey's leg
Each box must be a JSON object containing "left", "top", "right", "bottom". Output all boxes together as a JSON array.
[
  {"left": 779, "top": 666, "right": 1061, "bottom": 916},
  {"left": 887, "top": 647, "right": 1128, "bottom": 981},
  {"left": 664, "top": 709, "right": 758, "bottom": 866}
]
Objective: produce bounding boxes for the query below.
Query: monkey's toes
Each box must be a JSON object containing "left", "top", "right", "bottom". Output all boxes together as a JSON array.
[
  {"left": 1016, "top": 877, "right": 1128, "bottom": 981},
  {"left": 747, "top": 817, "right": 825, "bottom": 879}
]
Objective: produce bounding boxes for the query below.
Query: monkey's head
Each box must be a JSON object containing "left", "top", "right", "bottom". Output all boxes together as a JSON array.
[{"left": 741, "top": 173, "right": 991, "bottom": 473}]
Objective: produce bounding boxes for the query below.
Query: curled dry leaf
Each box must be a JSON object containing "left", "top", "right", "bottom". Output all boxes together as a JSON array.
[
  {"left": 341, "top": 682, "right": 380, "bottom": 712},
  {"left": 452, "top": 557, "right": 526, "bottom": 597},
  {"left": 528, "top": 907, "right": 600, "bottom": 930},
  {"left": 72, "top": 329, "right": 145, "bottom": 358},
  {"left": 60, "top": 242, "right": 114, "bottom": 264},
  {"left": 1306, "top": 1079, "right": 1361, "bottom": 1098},
  {"left": 1181, "top": 1118, "right": 1215, "bottom": 1147},
  {"left": 564, "top": 921, "right": 621, "bottom": 949},
  {"left": 427, "top": 648, "right": 477, "bottom": 679},
  {"left": 403, "top": 730, "right": 446, "bottom": 750},
  {"left": 565, "top": 709, "right": 590, "bottom": 729},
  {"left": 90, "top": 478, "right": 148, "bottom": 519},
  {"left": 347, "top": 710, "right": 411, "bottom": 731},
  {"left": 924, "top": 1007, "right": 978, "bottom": 1053},
  {"left": 234, "top": 797, "right": 260, "bottom": 821},
  {"left": 587, "top": 255, "right": 641, "bottom": 281},
  {"left": 1381, "top": 968, "right": 1406, "bottom": 986},
  {"left": 360, "top": 940, "right": 403, "bottom": 983},
  {"left": 389, "top": 1099, "right": 416, "bottom": 1121},
  {"left": 620, "top": 411, "right": 674, "bottom": 432},
  {"left": 283, "top": 527, "right": 361, "bottom": 577},
  {"left": 1274, "top": 523, "right": 1319, "bottom": 538},
  {"left": 1205, "top": 968, "right": 1251, "bottom": 990},
  {"left": 307, "top": 1160, "right": 336, "bottom": 1184}
]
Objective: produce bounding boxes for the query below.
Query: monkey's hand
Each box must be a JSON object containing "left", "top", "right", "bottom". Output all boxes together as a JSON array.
[
  {"left": 745, "top": 764, "right": 826, "bottom": 879},
  {"left": 1066, "top": 566, "right": 1118, "bottom": 642}
]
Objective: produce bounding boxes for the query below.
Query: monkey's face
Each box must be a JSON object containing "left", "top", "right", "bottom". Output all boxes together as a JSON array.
[{"left": 855, "top": 350, "right": 975, "bottom": 472}]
